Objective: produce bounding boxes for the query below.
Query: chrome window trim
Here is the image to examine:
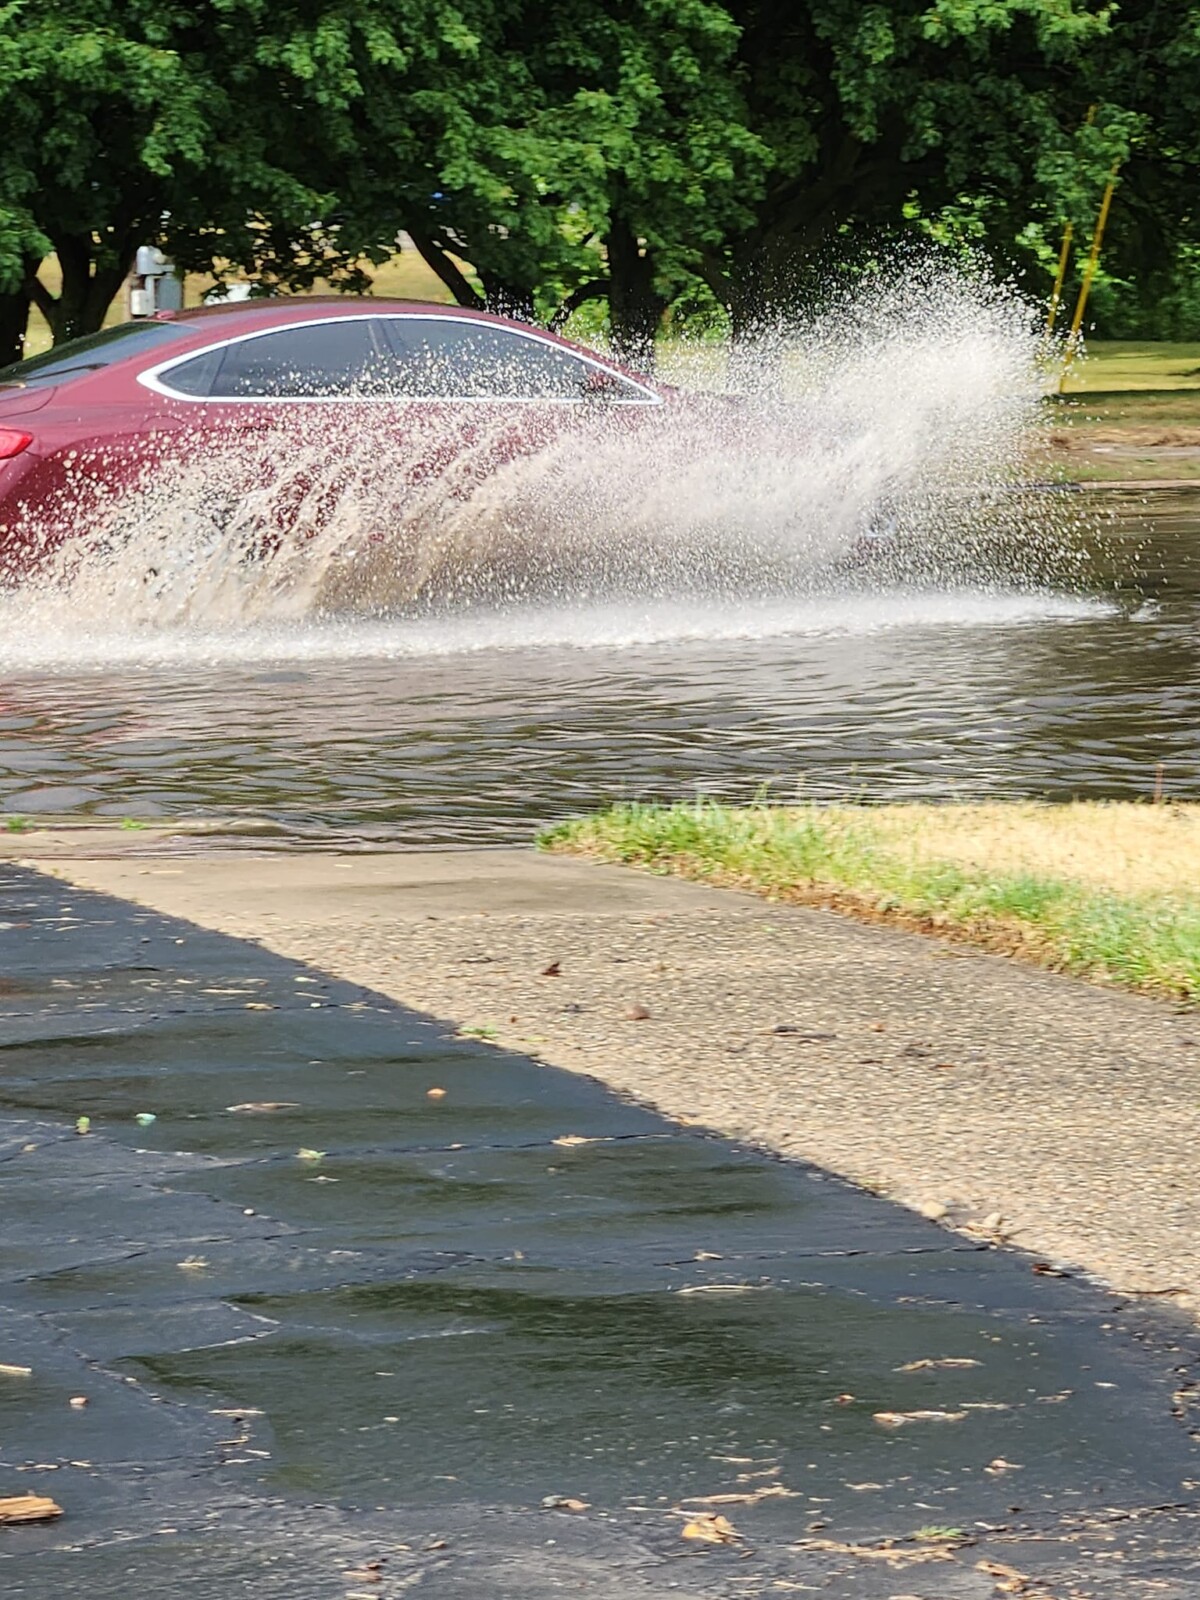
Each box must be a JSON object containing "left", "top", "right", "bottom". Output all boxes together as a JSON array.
[{"left": 136, "top": 313, "right": 662, "bottom": 406}]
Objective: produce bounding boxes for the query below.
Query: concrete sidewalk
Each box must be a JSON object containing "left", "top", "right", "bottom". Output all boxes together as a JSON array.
[{"left": 21, "top": 841, "right": 1200, "bottom": 1316}]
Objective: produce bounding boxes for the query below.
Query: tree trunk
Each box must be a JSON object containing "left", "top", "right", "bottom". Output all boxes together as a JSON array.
[
  {"left": 39, "top": 234, "right": 135, "bottom": 344},
  {"left": 478, "top": 274, "right": 536, "bottom": 325},
  {"left": 407, "top": 230, "right": 486, "bottom": 310},
  {"left": 0, "top": 286, "right": 31, "bottom": 367},
  {"left": 606, "top": 219, "right": 664, "bottom": 372}
]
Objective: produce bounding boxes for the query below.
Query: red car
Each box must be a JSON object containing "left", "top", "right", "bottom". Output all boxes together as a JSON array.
[{"left": 0, "top": 298, "right": 671, "bottom": 587}]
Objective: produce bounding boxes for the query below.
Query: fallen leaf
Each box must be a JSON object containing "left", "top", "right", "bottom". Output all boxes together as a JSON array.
[
  {"left": 680, "top": 1513, "right": 740, "bottom": 1544},
  {"left": 976, "top": 1558, "right": 1035, "bottom": 1593},
  {"left": 0, "top": 1495, "right": 63, "bottom": 1524},
  {"left": 540, "top": 961, "right": 561, "bottom": 977},
  {"left": 680, "top": 1485, "right": 797, "bottom": 1506},
  {"left": 795, "top": 1537, "right": 953, "bottom": 1567},
  {"left": 873, "top": 1410, "right": 967, "bottom": 1428},
  {"left": 896, "top": 1358, "right": 981, "bottom": 1372}
]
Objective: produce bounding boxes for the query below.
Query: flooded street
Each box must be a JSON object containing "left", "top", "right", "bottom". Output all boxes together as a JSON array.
[
  {"left": 0, "top": 491, "right": 1197, "bottom": 840},
  {"left": 3, "top": 480, "right": 1200, "bottom": 1594}
]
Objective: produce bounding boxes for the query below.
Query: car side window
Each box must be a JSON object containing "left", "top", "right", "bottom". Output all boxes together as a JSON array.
[
  {"left": 380, "top": 318, "right": 641, "bottom": 400},
  {"left": 160, "top": 320, "right": 393, "bottom": 399}
]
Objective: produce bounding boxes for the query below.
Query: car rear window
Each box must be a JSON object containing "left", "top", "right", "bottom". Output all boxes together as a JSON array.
[{"left": 0, "top": 321, "right": 190, "bottom": 388}]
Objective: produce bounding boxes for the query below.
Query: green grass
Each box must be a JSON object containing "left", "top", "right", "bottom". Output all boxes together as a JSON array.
[
  {"left": 1059, "top": 341, "right": 1200, "bottom": 394},
  {"left": 1042, "top": 371, "right": 1200, "bottom": 484},
  {"left": 540, "top": 802, "right": 1200, "bottom": 1001},
  {"left": 1048, "top": 386, "right": 1200, "bottom": 430}
]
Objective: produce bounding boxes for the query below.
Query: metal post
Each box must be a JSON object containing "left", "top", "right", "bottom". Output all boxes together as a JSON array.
[
  {"left": 1045, "top": 222, "right": 1074, "bottom": 336},
  {"left": 1058, "top": 166, "right": 1119, "bottom": 393}
]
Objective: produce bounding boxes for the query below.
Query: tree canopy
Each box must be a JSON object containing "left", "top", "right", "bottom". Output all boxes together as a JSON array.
[{"left": 0, "top": 0, "right": 1194, "bottom": 363}]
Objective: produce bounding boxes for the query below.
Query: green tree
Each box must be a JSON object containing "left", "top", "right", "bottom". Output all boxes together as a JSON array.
[
  {"left": 0, "top": 0, "right": 334, "bottom": 360},
  {"left": 694, "top": 0, "right": 1124, "bottom": 331},
  {"left": 0, "top": 1, "right": 558, "bottom": 359},
  {"left": 519, "top": 0, "right": 767, "bottom": 364},
  {"left": 352, "top": 0, "right": 768, "bottom": 365},
  {"left": 1071, "top": 0, "right": 1200, "bottom": 335}
]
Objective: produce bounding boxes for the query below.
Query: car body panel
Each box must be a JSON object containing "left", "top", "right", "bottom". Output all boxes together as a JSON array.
[{"left": 0, "top": 300, "right": 670, "bottom": 583}]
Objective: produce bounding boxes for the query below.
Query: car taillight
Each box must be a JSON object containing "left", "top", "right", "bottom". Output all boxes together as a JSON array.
[{"left": 0, "top": 428, "right": 33, "bottom": 460}]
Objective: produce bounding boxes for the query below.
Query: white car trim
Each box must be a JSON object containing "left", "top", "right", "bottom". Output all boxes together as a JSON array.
[{"left": 136, "top": 312, "right": 662, "bottom": 406}]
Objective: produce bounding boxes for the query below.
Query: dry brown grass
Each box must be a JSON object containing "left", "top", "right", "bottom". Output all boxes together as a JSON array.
[{"left": 850, "top": 801, "right": 1200, "bottom": 898}]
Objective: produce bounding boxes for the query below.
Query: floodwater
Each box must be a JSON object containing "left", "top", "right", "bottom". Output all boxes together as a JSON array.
[{"left": 0, "top": 490, "right": 1197, "bottom": 840}]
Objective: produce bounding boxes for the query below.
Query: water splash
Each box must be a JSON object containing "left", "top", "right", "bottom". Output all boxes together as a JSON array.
[{"left": 0, "top": 265, "right": 1075, "bottom": 658}]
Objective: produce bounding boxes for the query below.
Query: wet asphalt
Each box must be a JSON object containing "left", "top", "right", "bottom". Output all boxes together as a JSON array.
[{"left": 1, "top": 863, "right": 1198, "bottom": 1596}]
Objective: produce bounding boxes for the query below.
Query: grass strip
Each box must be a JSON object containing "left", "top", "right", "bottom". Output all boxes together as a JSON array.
[{"left": 539, "top": 801, "right": 1200, "bottom": 1001}]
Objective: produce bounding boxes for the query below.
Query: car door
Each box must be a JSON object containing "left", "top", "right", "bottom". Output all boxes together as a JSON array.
[
  {"left": 373, "top": 315, "right": 656, "bottom": 495},
  {"left": 149, "top": 316, "right": 400, "bottom": 533}
]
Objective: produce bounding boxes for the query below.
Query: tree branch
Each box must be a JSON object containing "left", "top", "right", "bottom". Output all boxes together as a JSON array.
[
  {"left": 548, "top": 279, "right": 609, "bottom": 332},
  {"left": 25, "top": 272, "right": 55, "bottom": 323},
  {"left": 406, "top": 230, "right": 485, "bottom": 309}
]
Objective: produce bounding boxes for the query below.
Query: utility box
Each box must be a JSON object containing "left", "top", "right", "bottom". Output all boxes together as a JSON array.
[
  {"left": 155, "top": 272, "right": 184, "bottom": 311},
  {"left": 135, "top": 246, "right": 168, "bottom": 277}
]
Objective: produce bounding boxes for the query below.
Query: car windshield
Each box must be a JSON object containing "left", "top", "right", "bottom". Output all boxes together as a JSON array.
[{"left": 0, "top": 321, "right": 190, "bottom": 387}]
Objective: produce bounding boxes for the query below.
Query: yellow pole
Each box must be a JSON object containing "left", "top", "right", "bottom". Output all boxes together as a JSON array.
[
  {"left": 1045, "top": 221, "right": 1074, "bottom": 336},
  {"left": 1059, "top": 164, "right": 1119, "bottom": 393}
]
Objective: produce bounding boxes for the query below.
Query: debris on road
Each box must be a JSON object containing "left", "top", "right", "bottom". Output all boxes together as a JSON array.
[{"left": 0, "top": 1494, "right": 63, "bottom": 1524}]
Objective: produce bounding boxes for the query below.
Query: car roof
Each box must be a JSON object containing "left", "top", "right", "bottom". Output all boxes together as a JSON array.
[
  {"left": 160, "top": 298, "right": 521, "bottom": 340},
  {"left": 146, "top": 297, "right": 667, "bottom": 391}
]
